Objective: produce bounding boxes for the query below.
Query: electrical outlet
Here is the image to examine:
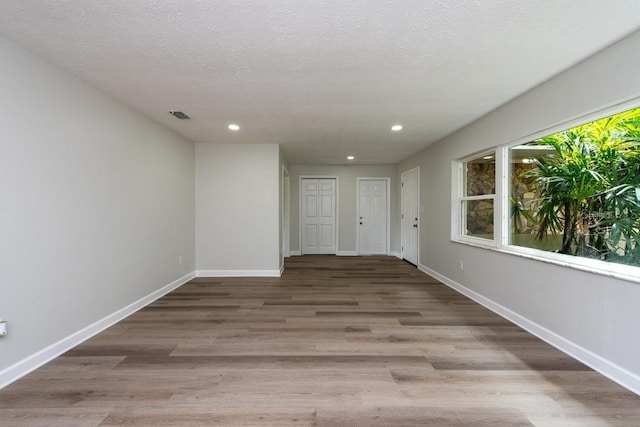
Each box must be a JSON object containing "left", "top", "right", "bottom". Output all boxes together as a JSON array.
[
  {"left": 458, "top": 260, "right": 464, "bottom": 271},
  {"left": 178, "top": 255, "right": 183, "bottom": 265},
  {"left": 0, "top": 320, "right": 7, "bottom": 337}
]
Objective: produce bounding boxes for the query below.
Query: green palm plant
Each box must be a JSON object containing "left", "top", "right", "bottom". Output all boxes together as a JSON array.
[
  {"left": 525, "top": 107, "right": 640, "bottom": 262},
  {"left": 530, "top": 136, "right": 605, "bottom": 254},
  {"left": 510, "top": 196, "right": 535, "bottom": 235},
  {"left": 597, "top": 119, "right": 640, "bottom": 263}
]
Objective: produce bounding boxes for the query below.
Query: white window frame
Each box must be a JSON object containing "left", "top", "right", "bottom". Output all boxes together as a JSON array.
[
  {"left": 452, "top": 149, "right": 502, "bottom": 248},
  {"left": 452, "top": 96, "right": 640, "bottom": 284}
]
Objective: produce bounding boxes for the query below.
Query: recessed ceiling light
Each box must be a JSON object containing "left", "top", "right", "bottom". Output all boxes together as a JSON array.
[
  {"left": 347, "top": 155, "right": 355, "bottom": 160},
  {"left": 483, "top": 155, "right": 494, "bottom": 159},
  {"left": 228, "top": 124, "right": 240, "bottom": 131},
  {"left": 391, "top": 124, "right": 403, "bottom": 131}
]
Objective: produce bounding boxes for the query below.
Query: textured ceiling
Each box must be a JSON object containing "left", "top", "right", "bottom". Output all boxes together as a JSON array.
[{"left": 1, "top": 1, "right": 640, "bottom": 165}]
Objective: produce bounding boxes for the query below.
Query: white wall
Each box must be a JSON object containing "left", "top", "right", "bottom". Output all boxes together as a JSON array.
[
  {"left": 195, "top": 143, "right": 280, "bottom": 275},
  {"left": 290, "top": 164, "right": 398, "bottom": 255},
  {"left": 399, "top": 30, "right": 640, "bottom": 393},
  {"left": 0, "top": 36, "right": 195, "bottom": 386}
]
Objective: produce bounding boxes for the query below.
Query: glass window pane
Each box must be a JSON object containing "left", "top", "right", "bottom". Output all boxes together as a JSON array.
[
  {"left": 509, "top": 143, "right": 556, "bottom": 249},
  {"left": 465, "top": 155, "right": 495, "bottom": 196},
  {"left": 508, "top": 105, "right": 640, "bottom": 266},
  {"left": 463, "top": 199, "right": 494, "bottom": 239}
]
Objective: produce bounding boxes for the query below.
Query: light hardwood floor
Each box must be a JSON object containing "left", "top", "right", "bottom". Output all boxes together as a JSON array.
[{"left": 1, "top": 256, "right": 639, "bottom": 426}]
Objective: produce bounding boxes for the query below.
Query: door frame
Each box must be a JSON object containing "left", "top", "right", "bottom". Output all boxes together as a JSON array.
[
  {"left": 299, "top": 176, "right": 339, "bottom": 255},
  {"left": 281, "top": 165, "right": 290, "bottom": 261},
  {"left": 401, "top": 167, "right": 420, "bottom": 265},
  {"left": 356, "top": 177, "right": 391, "bottom": 255}
]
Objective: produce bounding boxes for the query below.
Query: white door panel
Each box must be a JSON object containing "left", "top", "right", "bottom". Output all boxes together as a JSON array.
[
  {"left": 358, "top": 179, "right": 388, "bottom": 255},
  {"left": 320, "top": 195, "right": 333, "bottom": 217},
  {"left": 302, "top": 178, "right": 336, "bottom": 254},
  {"left": 401, "top": 169, "right": 419, "bottom": 265},
  {"left": 306, "top": 196, "right": 317, "bottom": 217},
  {"left": 319, "top": 223, "right": 333, "bottom": 250},
  {"left": 305, "top": 224, "right": 318, "bottom": 248}
]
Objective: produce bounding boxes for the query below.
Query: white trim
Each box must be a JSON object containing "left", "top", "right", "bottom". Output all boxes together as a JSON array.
[
  {"left": 450, "top": 161, "right": 459, "bottom": 243},
  {"left": 196, "top": 270, "right": 281, "bottom": 277},
  {"left": 279, "top": 263, "right": 285, "bottom": 276},
  {"left": 356, "top": 177, "right": 391, "bottom": 255},
  {"left": 0, "top": 271, "right": 195, "bottom": 390},
  {"left": 290, "top": 250, "right": 302, "bottom": 256},
  {"left": 461, "top": 194, "right": 495, "bottom": 201},
  {"left": 337, "top": 251, "right": 358, "bottom": 256},
  {"left": 391, "top": 251, "right": 402, "bottom": 259},
  {"left": 497, "top": 146, "right": 509, "bottom": 248},
  {"left": 281, "top": 165, "right": 291, "bottom": 260},
  {"left": 417, "top": 263, "right": 640, "bottom": 396},
  {"left": 299, "top": 176, "right": 339, "bottom": 255},
  {"left": 453, "top": 150, "right": 499, "bottom": 248}
]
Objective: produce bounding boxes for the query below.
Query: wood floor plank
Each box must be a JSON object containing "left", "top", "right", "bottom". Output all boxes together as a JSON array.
[
  {"left": 0, "top": 408, "right": 113, "bottom": 427},
  {"left": 316, "top": 406, "right": 534, "bottom": 427},
  {"left": 100, "top": 405, "right": 317, "bottom": 427},
  {"left": 1, "top": 255, "right": 638, "bottom": 426}
]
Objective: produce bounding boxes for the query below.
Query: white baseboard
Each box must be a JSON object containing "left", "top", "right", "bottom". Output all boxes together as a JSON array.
[
  {"left": 337, "top": 251, "right": 358, "bottom": 256},
  {"left": 0, "top": 271, "right": 195, "bottom": 390},
  {"left": 391, "top": 251, "right": 401, "bottom": 259},
  {"left": 279, "top": 263, "right": 285, "bottom": 276},
  {"left": 417, "top": 263, "right": 640, "bottom": 396},
  {"left": 196, "top": 270, "right": 281, "bottom": 277},
  {"left": 289, "top": 251, "right": 357, "bottom": 257}
]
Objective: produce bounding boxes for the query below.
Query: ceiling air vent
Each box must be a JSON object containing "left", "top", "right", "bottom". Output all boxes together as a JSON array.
[{"left": 168, "top": 110, "right": 190, "bottom": 120}]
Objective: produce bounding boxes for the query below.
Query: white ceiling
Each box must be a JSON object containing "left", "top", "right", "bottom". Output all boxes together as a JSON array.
[{"left": 1, "top": 1, "right": 640, "bottom": 165}]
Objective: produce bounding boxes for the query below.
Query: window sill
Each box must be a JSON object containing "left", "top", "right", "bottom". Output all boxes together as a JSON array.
[{"left": 452, "top": 238, "right": 640, "bottom": 285}]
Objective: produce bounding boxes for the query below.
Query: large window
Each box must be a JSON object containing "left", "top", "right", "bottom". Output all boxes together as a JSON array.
[{"left": 454, "top": 104, "right": 640, "bottom": 275}]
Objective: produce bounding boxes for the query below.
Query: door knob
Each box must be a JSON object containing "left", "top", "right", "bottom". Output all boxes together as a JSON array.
[
  {"left": 413, "top": 224, "right": 418, "bottom": 228},
  {"left": 360, "top": 222, "right": 363, "bottom": 225}
]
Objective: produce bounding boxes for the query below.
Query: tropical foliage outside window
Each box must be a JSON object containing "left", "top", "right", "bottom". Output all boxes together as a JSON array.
[{"left": 509, "top": 106, "right": 640, "bottom": 266}]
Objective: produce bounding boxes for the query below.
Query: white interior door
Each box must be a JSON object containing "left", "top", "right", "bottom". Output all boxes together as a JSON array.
[
  {"left": 358, "top": 179, "right": 388, "bottom": 255},
  {"left": 302, "top": 178, "right": 336, "bottom": 254},
  {"left": 401, "top": 168, "right": 419, "bottom": 265}
]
